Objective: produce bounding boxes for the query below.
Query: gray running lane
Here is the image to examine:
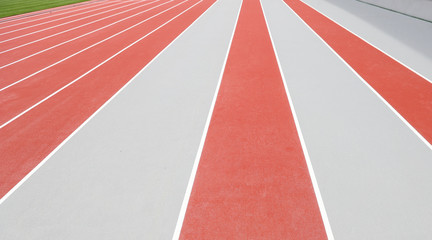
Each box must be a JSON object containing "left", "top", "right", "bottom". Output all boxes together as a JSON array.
[
  {"left": 301, "top": 0, "right": 432, "bottom": 81},
  {"left": 261, "top": 0, "right": 432, "bottom": 239},
  {"left": 0, "top": 0, "right": 241, "bottom": 238}
]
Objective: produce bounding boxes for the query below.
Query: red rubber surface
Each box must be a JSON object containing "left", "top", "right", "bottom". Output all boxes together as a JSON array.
[
  {"left": 0, "top": 0, "right": 215, "bottom": 198},
  {"left": 284, "top": 0, "right": 432, "bottom": 145},
  {"left": 179, "top": 0, "right": 327, "bottom": 238}
]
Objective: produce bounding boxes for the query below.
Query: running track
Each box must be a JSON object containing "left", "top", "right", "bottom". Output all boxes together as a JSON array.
[{"left": 0, "top": 0, "right": 431, "bottom": 239}]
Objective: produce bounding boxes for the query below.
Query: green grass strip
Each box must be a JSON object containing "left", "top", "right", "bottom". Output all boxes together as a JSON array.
[{"left": 0, "top": 0, "right": 92, "bottom": 19}]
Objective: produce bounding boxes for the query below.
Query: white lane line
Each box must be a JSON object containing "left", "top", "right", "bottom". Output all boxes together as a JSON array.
[
  {"left": 0, "top": 1, "right": 127, "bottom": 36},
  {"left": 0, "top": 0, "right": 109, "bottom": 29},
  {"left": 0, "top": 0, "right": 204, "bottom": 207},
  {"left": 0, "top": 0, "right": 198, "bottom": 130},
  {"left": 0, "top": 1, "right": 146, "bottom": 43},
  {"left": 298, "top": 0, "right": 432, "bottom": 85},
  {"left": 0, "top": 0, "right": 161, "bottom": 69},
  {"left": 0, "top": 0, "right": 176, "bottom": 91},
  {"left": 286, "top": 0, "right": 432, "bottom": 150},
  {"left": 261, "top": 0, "right": 335, "bottom": 238},
  {"left": 171, "top": 0, "right": 242, "bottom": 239},
  {"left": 0, "top": 0, "right": 160, "bottom": 55}
]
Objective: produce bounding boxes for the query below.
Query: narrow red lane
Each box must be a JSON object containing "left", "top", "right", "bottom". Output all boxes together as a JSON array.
[
  {"left": 179, "top": 0, "right": 327, "bottom": 238},
  {"left": 0, "top": 0, "right": 214, "bottom": 200},
  {"left": 283, "top": 0, "right": 432, "bottom": 145}
]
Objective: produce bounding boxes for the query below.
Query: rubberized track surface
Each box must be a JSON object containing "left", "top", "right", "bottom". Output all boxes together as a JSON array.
[{"left": 0, "top": 0, "right": 431, "bottom": 239}]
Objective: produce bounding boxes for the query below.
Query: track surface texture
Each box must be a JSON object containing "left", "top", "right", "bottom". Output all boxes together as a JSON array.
[{"left": 0, "top": 0, "right": 431, "bottom": 239}]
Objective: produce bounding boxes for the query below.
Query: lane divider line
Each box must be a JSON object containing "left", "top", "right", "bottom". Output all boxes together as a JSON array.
[
  {"left": 0, "top": 0, "right": 109, "bottom": 29},
  {"left": 261, "top": 0, "right": 334, "bottom": 238},
  {"left": 0, "top": 0, "right": 143, "bottom": 43},
  {"left": 0, "top": 0, "right": 199, "bottom": 131},
  {"left": 0, "top": 0, "right": 177, "bottom": 91},
  {"left": 0, "top": 0, "right": 126, "bottom": 35},
  {"left": 0, "top": 0, "right": 209, "bottom": 209},
  {"left": 171, "top": 0, "right": 242, "bottom": 238},
  {"left": 0, "top": 0, "right": 161, "bottom": 68},
  {"left": 283, "top": 0, "right": 432, "bottom": 150}
]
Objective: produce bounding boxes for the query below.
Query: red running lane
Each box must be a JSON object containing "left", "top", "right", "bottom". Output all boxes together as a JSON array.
[
  {"left": 0, "top": 0, "right": 167, "bottom": 79},
  {"left": 283, "top": 0, "right": 432, "bottom": 145},
  {"left": 0, "top": 0, "right": 118, "bottom": 33},
  {"left": 0, "top": 0, "right": 187, "bottom": 125},
  {"left": 179, "top": 0, "right": 327, "bottom": 238},
  {"left": 0, "top": 0, "right": 162, "bottom": 64},
  {"left": 0, "top": 1, "right": 133, "bottom": 42},
  {"left": 0, "top": 0, "right": 214, "bottom": 199},
  {"left": 0, "top": 0, "right": 106, "bottom": 28}
]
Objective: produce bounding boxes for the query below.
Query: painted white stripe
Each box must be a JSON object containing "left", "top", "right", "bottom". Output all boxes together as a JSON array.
[
  {"left": 0, "top": 0, "right": 199, "bottom": 130},
  {"left": 0, "top": 0, "right": 176, "bottom": 92},
  {"left": 171, "top": 0, "right": 242, "bottom": 239},
  {"left": 261, "top": 0, "right": 335, "bottom": 238},
  {"left": 0, "top": 0, "right": 160, "bottom": 55},
  {"left": 0, "top": 0, "right": 109, "bottom": 29},
  {"left": 287, "top": 0, "right": 432, "bottom": 150},
  {"left": 0, "top": 1, "right": 144, "bottom": 43},
  {"left": 0, "top": 0, "right": 161, "bottom": 69},
  {"left": 0, "top": 1, "right": 127, "bottom": 36},
  {"left": 0, "top": 0, "right": 204, "bottom": 207}
]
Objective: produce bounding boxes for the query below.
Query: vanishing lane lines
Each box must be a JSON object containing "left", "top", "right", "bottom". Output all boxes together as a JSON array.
[
  {"left": 0, "top": 0, "right": 108, "bottom": 29},
  {"left": 0, "top": 0, "right": 160, "bottom": 55},
  {"left": 0, "top": 0, "right": 121, "bottom": 36},
  {"left": 0, "top": 0, "right": 226, "bottom": 237},
  {"left": 0, "top": 1, "right": 126, "bottom": 36},
  {"left": 0, "top": 1, "right": 142, "bottom": 43},
  {"left": 0, "top": 0, "right": 194, "bottom": 129},
  {"left": 0, "top": 0, "right": 162, "bottom": 68},
  {"left": 178, "top": 0, "right": 328, "bottom": 238},
  {"left": 0, "top": 0, "right": 211, "bottom": 201},
  {"left": 282, "top": 0, "right": 432, "bottom": 148},
  {"left": 0, "top": 0, "right": 176, "bottom": 91}
]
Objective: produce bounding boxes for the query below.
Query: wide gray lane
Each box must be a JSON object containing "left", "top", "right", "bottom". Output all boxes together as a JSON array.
[
  {"left": 359, "top": 0, "right": 432, "bottom": 22},
  {"left": 262, "top": 0, "right": 432, "bottom": 239},
  {"left": 0, "top": 0, "right": 241, "bottom": 239},
  {"left": 301, "top": 0, "right": 432, "bottom": 81}
]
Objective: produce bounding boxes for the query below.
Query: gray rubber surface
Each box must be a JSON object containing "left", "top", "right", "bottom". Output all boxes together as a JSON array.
[
  {"left": 359, "top": 0, "right": 432, "bottom": 23},
  {"left": 0, "top": 0, "right": 241, "bottom": 238},
  {"left": 301, "top": 0, "right": 432, "bottom": 81},
  {"left": 261, "top": 0, "right": 432, "bottom": 239}
]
